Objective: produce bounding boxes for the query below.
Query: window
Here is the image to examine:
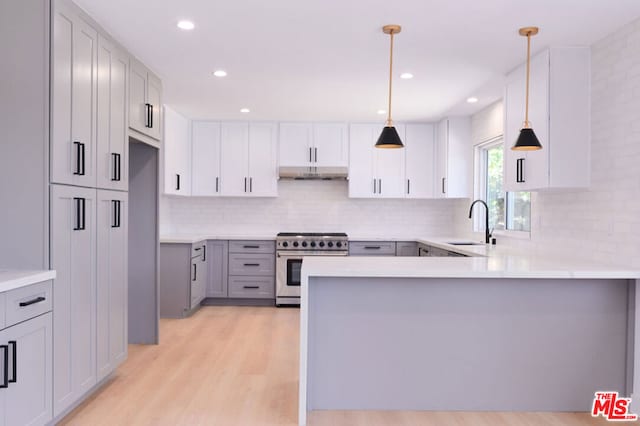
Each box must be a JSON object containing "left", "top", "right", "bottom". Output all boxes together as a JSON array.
[{"left": 476, "top": 139, "right": 531, "bottom": 233}]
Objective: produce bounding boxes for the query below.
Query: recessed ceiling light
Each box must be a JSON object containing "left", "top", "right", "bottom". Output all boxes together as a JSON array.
[
  {"left": 212, "top": 70, "right": 227, "bottom": 77},
  {"left": 240, "top": 108, "right": 250, "bottom": 113},
  {"left": 467, "top": 97, "right": 479, "bottom": 103},
  {"left": 400, "top": 73, "right": 413, "bottom": 79},
  {"left": 177, "top": 20, "right": 195, "bottom": 30},
  {"left": 377, "top": 109, "right": 386, "bottom": 115}
]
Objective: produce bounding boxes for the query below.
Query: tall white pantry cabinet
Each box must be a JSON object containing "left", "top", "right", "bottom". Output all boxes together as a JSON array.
[{"left": 0, "top": 0, "right": 145, "bottom": 422}]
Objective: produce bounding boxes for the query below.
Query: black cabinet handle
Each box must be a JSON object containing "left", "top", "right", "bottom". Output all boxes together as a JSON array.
[
  {"left": 442, "top": 177, "right": 446, "bottom": 194},
  {"left": 243, "top": 263, "right": 260, "bottom": 267},
  {"left": 244, "top": 177, "right": 247, "bottom": 193},
  {"left": 192, "top": 264, "right": 197, "bottom": 281},
  {"left": 249, "top": 177, "right": 253, "bottom": 193},
  {"left": 243, "top": 285, "right": 260, "bottom": 289},
  {"left": 516, "top": 158, "right": 525, "bottom": 183},
  {"left": 309, "top": 147, "right": 312, "bottom": 163},
  {"left": 149, "top": 104, "right": 154, "bottom": 128},
  {"left": 0, "top": 345, "right": 7, "bottom": 389},
  {"left": 364, "top": 246, "right": 381, "bottom": 250},
  {"left": 202, "top": 245, "right": 206, "bottom": 261},
  {"left": 73, "top": 141, "right": 85, "bottom": 176},
  {"left": 378, "top": 179, "right": 382, "bottom": 194},
  {"left": 215, "top": 177, "right": 219, "bottom": 193},
  {"left": 145, "top": 103, "right": 152, "bottom": 128},
  {"left": 407, "top": 179, "right": 410, "bottom": 194},
  {"left": 111, "top": 153, "right": 121, "bottom": 181},
  {"left": 314, "top": 147, "right": 318, "bottom": 163},
  {"left": 19, "top": 296, "right": 46, "bottom": 307},
  {"left": 372, "top": 178, "right": 376, "bottom": 194},
  {"left": 111, "top": 200, "right": 121, "bottom": 228},
  {"left": 243, "top": 245, "right": 260, "bottom": 249},
  {"left": 176, "top": 174, "right": 181, "bottom": 191},
  {"left": 73, "top": 198, "right": 86, "bottom": 231},
  {"left": 7, "top": 341, "right": 16, "bottom": 383}
]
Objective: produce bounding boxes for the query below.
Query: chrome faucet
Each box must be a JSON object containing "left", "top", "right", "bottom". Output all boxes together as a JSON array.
[{"left": 468, "top": 199, "right": 491, "bottom": 244}]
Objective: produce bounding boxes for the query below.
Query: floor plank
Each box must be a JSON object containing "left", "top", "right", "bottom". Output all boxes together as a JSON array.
[{"left": 60, "top": 306, "right": 617, "bottom": 426}]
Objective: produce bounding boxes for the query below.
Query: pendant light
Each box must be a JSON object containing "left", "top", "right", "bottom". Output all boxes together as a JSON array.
[
  {"left": 512, "top": 26, "right": 542, "bottom": 151},
  {"left": 375, "top": 25, "right": 404, "bottom": 149}
]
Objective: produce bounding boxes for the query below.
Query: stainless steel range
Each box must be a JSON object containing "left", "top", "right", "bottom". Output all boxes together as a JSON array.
[{"left": 276, "top": 232, "right": 348, "bottom": 306}]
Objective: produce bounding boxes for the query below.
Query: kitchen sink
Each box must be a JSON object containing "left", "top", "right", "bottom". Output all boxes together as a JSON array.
[{"left": 446, "top": 241, "right": 484, "bottom": 246}]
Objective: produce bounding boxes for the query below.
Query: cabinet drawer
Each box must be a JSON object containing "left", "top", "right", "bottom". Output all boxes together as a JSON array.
[
  {"left": 229, "top": 240, "right": 275, "bottom": 254},
  {"left": 349, "top": 241, "right": 396, "bottom": 256},
  {"left": 191, "top": 241, "right": 206, "bottom": 258},
  {"left": 228, "top": 276, "right": 275, "bottom": 299},
  {"left": 5, "top": 280, "right": 53, "bottom": 328},
  {"left": 229, "top": 254, "right": 275, "bottom": 276}
]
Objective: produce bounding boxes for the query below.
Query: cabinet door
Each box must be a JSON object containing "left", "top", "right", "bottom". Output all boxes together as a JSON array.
[
  {"left": 128, "top": 58, "right": 147, "bottom": 134},
  {"left": 405, "top": 124, "right": 435, "bottom": 198},
  {"left": 503, "top": 69, "right": 524, "bottom": 192},
  {"left": 50, "top": 185, "right": 96, "bottom": 416},
  {"left": 434, "top": 119, "right": 449, "bottom": 198},
  {"left": 248, "top": 122, "right": 278, "bottom": 197},
  {"left": 1, "top": 312, "right": 53, "bottom": 426},
  {"left": 313, "top": 123, "right": 348, "bottom": 167},
  {"left": 220, "top": 123, "right": 250, "bottom": 196},
  {"left": 96, "top": 190, "right": 128, "bottom": 382},
  {"left": 445, "top": 117, "right": 471, "bottom": 198},
  {"left": 147, "top": 73, "right": 162, "bottom": 140},
  {"left": 375, "top": 124, "right": 405, "bottom": 198},
  {"left": 51, "top": 6, "right": 97, "bottom": 187},
  {"left": 163, "top": 106, "right": 191, "bottom": 195},
  {"left": 396, "top": 242, "right": 418, "bottom": 256},
  {"left": 279, "top": 123, "right": 312, "bottom": 167},
  {"left": 206, "top": 241, "right": 229, "bottom": 298},
  {"left": 97, "top": 35, "right": 128, "bottom": 191},
  {"left": 348, "top": 124, "right": 376, "bottom": 198},
  {"left": 191, "top": 122, "right": 221, "bottom": 196}
]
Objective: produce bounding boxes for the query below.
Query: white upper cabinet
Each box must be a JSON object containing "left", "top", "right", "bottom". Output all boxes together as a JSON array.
[
  {"left": 279, "top": 123, "right": 348, "bottom": 167},
  {"left": 348, "top": 124, "right": 405, "bottom": 198},
  {"left": 220, "top": 122, "right": 278, "bottom": 197},
  {"left": 404, "top": 124, "right": 436, "bottom": 198},
  {"left": 504, "top": 47, "right": 590, "bottom": 191},
  {"left": 191, "top": 121, "right": 222, "bottom": 196},
  {"left": 51, "top": 3, "right": 98, "bottom": 188},
  {"left": 163, "top": 106, "right": 191, "bottom": 196},
  {"left": 129, "top": 58, "right": 162, "bottom": 142},
  {"left": 434, "top": 117, "right": 472, "bottom": 198},
  {"left": 96, "top": 35, "right": 128, "bottom": 191}
]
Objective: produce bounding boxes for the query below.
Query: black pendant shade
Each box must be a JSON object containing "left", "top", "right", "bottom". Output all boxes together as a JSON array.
[
  {"left": 512, "top": 127, "right": 542, "bottom": 151},
  {"left": 375, "top": 125, "right": 404, "bottom": 148}
]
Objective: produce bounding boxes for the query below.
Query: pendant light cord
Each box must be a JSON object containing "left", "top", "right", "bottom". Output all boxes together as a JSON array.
[
  {"left": 524, "top": 33, "right": 531, "bottom": 128},
  {"left": 387, "top": 30, "right": 394, "bottom": 126}
]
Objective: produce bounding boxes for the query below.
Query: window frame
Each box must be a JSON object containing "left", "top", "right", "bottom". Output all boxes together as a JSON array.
[{"left": 473, "top": 137, "right": 531, "bottom": 239}]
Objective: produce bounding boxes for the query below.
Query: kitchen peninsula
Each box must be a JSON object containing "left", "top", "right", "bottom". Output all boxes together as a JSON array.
[{"left": 298, "top": 240, "right": 639, "bottom": 425}]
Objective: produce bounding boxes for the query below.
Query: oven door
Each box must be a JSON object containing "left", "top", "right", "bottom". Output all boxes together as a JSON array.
[{"left": 276, "top": 252, "right": 304, "bottom": 298}]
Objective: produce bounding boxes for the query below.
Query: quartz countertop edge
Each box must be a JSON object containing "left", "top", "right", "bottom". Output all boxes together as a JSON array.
[
  {"left": 0, "top": 270, "right": 56, "bottom": 293},
  {"left": 160, "top": 234, "right": 278, "bottom": 243}
]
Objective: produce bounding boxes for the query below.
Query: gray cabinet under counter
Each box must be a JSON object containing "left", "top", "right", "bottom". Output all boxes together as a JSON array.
[
  {"left": 160, "top": 241, "right": 207, "bottom": 318},
  {"left": 396, "top": 242, "right": 418, "bottom": 256},
  {"left": 349, "top": 241, "right": 397, "bottom": 256}
]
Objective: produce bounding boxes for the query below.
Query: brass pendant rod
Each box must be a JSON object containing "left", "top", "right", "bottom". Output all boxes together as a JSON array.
[
  {"left": 387, "top": 30, "right": 394, "bottom": 126},
  {"left": 524, "top": 32, "right": 531, "bottom": 128}
]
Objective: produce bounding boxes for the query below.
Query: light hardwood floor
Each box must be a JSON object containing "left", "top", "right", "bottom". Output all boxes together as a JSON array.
[{"left": 61, "top": 306, "right": 615, "bottom": 426}]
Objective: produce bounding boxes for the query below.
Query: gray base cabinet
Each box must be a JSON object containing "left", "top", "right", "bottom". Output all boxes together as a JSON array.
[
  {"left": 227, "top": 241, "right": 275, "bottom": 300},
  {"left": 349, "top": 241, "right": 397, "bottom": 256},
  {"left": 206, "top": 241, "right": 228, "bottom": 298},
  {"left": 396, "top": 242, "right": 418, "bottom": 256},
  {"left": 160, "top": 241, "right": 207, "bottom": 318}
]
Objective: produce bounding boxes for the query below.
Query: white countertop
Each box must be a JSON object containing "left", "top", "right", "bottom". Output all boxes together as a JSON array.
[
  {"left": 160, "top": 234, "right": 277, "bottom": 243},
  {"left": 0, "top": 270, "right": 56, "bottom": 293},
  {"left": 301, "top": 237, "right": 640, "bottom": 280}
]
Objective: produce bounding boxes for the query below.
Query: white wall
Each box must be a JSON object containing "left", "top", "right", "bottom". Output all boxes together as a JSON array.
[
  {"left": 161, "top": 180, "right": 467, "bottom": 238},
  {"left": 460, "top": 17, "right": 640, "bottom": 267}
]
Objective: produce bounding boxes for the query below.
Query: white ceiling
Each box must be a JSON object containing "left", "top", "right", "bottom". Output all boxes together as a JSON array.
[{"left": 75, "top": 0, "right": 640, "bottom": 122}]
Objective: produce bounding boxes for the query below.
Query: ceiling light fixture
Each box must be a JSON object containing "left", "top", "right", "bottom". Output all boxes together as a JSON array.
[
  {"left": 400, "top": 73, "right": 414, "bottom": 79},
  {"left": 240, "top": 108, "right": 250, "bottom": 113},
  {"left": 512, "top": 26, "right": 542, "bottom": 151},
  {"left": 466, "top": 97, "right": 479, "bottom": 103},
  {"left": 177, "top": 20, "right": 195, "bottom": 30},
  {"left": 375, "top": 24, "right": 404, "bottom": 149},
  {"left": 213, "top": 70, "right": 227, "bottom": 77}
]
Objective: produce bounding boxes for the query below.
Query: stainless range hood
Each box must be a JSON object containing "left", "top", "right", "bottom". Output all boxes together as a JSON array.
[{"left": 278, "top": 166, "right": 348, "bottom": 180}]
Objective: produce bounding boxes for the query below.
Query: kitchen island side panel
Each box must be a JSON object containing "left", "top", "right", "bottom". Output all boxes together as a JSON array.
[{"left": 306, "top": 277, "right": 629, "bottom": 412}]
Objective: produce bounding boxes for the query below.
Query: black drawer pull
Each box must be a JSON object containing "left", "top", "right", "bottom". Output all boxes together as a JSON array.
[
  {"left": 243, "top": 245, "right": 260, "bottom": 249},
  {"left": 111, "top": 153, "right": 121, "bottom": 181},
  {"left": 194, "top": 247, "right": 201, "bottom": 251},
  {"left": 0, "top": 345, "right": 7, "bottom": 388},
  {"left": 8, "top": 341, "right": 16, "bottom": 383},
  {"left": 243, "top": 263, "right": 260, "bottom": 267},
  {"left": 19, "top": 296, "right": 46, "bottom": 307},
  {"left": 243, "top": 285, "right": 260, "bottom": 289},
  {"left": 73, "top": 197, "right": 86, "bottom": 231},
  {"left": 364, "top": 246, "right": 381, "bottom": 249},
  {"left": 73, "top": 141, "right": 85, "bottom": 176}
]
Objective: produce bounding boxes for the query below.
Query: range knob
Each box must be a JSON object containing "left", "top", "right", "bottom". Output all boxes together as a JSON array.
[
  {"left": 301, "top": 241, "right": 308, "bottom": 248},
  {"left": 327, "top": 241, "right": 334, "bottom": 248},
  {"left": 336, "top": 242, "right": 343, "bottom": 248},
  {"left": 282, "top": 242, "right": 289, "bottom": 248},
  {"left": 293, "top": 241, "right": 299, "bottom": 247},
  {"left": 310, "top": 241, "right": 316, "bottom": 247},
  {"left": 319, "top": 241, "right": 325, "bottom": 247}
]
